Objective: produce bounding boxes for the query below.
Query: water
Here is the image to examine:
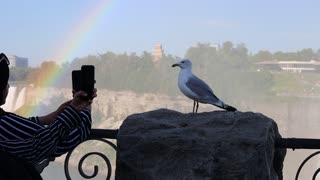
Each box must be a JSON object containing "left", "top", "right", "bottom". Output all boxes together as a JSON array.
[
  {"left": 2, "top": 86, "right": 27, "bottom": 112},
  {"left": 2, "top": 86, "right": 16, "bottom": 111},
  {"left": 41, "top": 161, "right": 107, "bottom": 180},
  {"left": 14, "top": 87, "right": 26, "bottom": 111}
]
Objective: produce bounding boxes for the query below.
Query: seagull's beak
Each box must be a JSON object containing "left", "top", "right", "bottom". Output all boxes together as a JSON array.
[{"left": 172, "top": 63, "right": 179, "bottom": 67}]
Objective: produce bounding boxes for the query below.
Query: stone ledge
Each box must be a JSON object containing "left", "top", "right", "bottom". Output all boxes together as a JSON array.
[{"left": 116, "top": 109, "right": 286, "bottom": 180}]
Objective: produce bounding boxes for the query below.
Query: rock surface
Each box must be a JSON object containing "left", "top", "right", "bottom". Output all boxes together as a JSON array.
[{"left": 116, "top": 109, "right": 286, "bottom": 180}]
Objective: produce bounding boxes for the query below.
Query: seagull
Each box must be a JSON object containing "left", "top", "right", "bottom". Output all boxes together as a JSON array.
[{"left": 172, "top": 59, "right": 237, "bottom": 113}]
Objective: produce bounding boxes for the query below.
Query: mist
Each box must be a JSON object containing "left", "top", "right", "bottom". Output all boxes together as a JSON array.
[{"left": 4, "top": 42, "right": 320, "bottom": 179}]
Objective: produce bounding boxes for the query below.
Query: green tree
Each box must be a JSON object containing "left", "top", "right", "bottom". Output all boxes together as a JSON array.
[
  {"left": 221, "top": 41, "right": 234, "bottom": 54},
  {"left": 251, "top": 50, "right": 273, "bottom": 62},
  {"left": 298, "top": 48, "right": 314, "bottom": 61}
]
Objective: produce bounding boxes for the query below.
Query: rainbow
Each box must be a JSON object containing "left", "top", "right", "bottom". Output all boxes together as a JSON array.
[{"left": 20, "top": 0, "right": 116, "bottom": 117}]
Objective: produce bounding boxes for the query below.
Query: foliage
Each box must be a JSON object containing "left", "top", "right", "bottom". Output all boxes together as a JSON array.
[
  {"left": 9, "top": 41, "right": 320, "bottom": 99},
  {"left": 250, "top": 48, "right": 320, "bottom": 62}
]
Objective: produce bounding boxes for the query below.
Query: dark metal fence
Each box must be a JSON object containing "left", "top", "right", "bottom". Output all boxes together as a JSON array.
[
  {"left": 64, "top": 129, "right": 118, "bottom": 180},
  {"left": 276, "top": 138, "right": 320, "bottom": 180},
  {"left": 62, "top": 130, "right": 320, "bottom": 180}
]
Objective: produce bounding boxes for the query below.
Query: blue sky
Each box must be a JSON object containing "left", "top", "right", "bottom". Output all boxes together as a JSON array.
[{"left": 1, "top": 0, "right": 320, "bottom": 66}]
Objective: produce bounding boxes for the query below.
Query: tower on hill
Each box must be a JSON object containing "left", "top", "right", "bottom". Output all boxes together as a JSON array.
[{"left": 152, "top": 44, "right": 164, "bottom": 62}]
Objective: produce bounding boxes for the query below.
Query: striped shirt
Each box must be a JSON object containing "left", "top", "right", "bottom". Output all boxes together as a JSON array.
[{"left": 0, "top": 106, "right": 92, "bottom": 165}]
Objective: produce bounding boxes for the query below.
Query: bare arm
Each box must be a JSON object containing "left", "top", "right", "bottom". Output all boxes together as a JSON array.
[{"left": 37, "top": 89, "right": 96, "bottom": 125}]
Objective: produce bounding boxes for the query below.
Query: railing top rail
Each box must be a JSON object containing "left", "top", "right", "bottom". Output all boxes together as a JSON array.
[
  {"left": 89, "top": 129, "right": 118, "bottom": 139},
  {"left": 276, "top": 138, "right": 320, "bottom": 149}
]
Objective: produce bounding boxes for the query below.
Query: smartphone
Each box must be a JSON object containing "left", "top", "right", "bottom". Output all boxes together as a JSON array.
[
  {"left": 72, "top": 65, "right": 95, "bottom": 100},
  {"left": 72, "top": 70, "right": 82, "bottom": 92},
  {"left": 81, "top": 65, "right": 95, "bottom": 99}
]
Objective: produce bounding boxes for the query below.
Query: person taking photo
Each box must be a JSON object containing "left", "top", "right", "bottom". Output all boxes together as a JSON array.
[{"left": 0, "top": 53, "right": 97, "bottom": 179}]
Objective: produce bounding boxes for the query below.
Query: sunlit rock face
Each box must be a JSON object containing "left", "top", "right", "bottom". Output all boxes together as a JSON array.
[{"left": 116, "top": 109, "right": 286, "bottom": 180}]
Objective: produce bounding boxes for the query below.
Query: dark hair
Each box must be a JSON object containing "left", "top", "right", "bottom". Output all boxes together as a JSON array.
[{"left": 0, "top": 53, "right": 10, "bottom": 102}]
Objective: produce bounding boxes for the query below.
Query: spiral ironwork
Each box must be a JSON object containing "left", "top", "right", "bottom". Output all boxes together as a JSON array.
[
  {"left": 61, "top": 130, "right": 320, "bottom": 179},
  {"left": 64, "top": 138, "right": 117, "bottom": 180},
  {"left": 295, "top": 151, "right": 320, "bottom": 180},
  {"left": 312, "top": 168, "right": 320, "bottom": 180}
]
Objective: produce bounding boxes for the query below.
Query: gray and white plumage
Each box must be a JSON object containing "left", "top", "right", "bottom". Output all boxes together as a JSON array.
[{"left": 172, "top": 59, "right": 237, "bottom": 112}]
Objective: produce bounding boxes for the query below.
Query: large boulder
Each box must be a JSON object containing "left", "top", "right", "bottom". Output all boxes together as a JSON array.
[{"left": 116, "top": 109, "right": 286, "bottom": 180}]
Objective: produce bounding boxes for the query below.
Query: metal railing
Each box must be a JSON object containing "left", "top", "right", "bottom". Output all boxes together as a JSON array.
[
  {"left": 62, "top": 131, "right": 320, "bottom": 180},
  {"left": 276, "top": 138, "right": 320, "bottom": 180},
  {"left": 64, "top": 129, "right": 118, "bottom": 180}
]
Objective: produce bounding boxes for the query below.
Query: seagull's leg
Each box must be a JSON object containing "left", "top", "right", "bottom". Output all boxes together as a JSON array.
[
  {"left": 193, "top": 101, "right": 196, "bottom": 113},
  {"left": 196, "top": 101, "right": 199, "bottom": 113}
]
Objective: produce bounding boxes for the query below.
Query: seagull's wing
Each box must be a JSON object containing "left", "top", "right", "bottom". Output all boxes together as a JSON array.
[
  {"left": 185, "top": 75, "right": 220, "bottom": 101},
  {"left": 185, "top": 74, "right": 237, "bottom": 111}
]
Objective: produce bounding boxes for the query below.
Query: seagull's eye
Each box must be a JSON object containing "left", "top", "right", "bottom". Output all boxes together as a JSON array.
[{"left": 181, "top": 61, "right": 185, "bottom": 63}]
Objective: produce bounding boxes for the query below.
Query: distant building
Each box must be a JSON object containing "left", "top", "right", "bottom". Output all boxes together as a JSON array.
[
  {"left": 192, "top": 42, "right": 220, "bottom": 50},
  {"left": 152, "top": 44, "right": 164, "bottom": 62},
  {"left": 255, "top": 60, "right": 320, "bottom": 73},
  {"left": 8, "top": 55, "right": 28, "bottom": 68},
  {"left": 210, "top": 43, "right": 220, "bottom": 50}
]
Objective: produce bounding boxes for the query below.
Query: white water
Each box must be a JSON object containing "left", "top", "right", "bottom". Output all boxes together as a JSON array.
[
  {"left": 14, "top": 87, "right": 26, "bottom": 111},
  {"left": 2, "top": 86, "right": 26, "bottom": 112},
  {"left": 2, "top": 86, "right": 16, "bottom": 111}
]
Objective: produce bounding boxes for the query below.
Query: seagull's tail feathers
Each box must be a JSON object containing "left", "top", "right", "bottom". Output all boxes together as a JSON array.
[
  {"left": 209, "top": 100, "right": 237, "bottom": 111},
  {"left": 223, "top": 104, "right": 237, "bottom": 111}
]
